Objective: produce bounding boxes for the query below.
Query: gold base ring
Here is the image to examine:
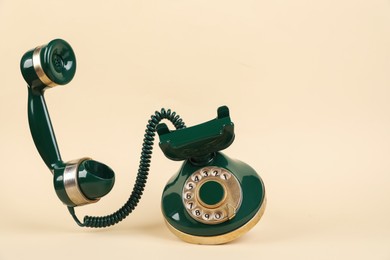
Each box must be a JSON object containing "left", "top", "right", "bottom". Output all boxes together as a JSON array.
[{"left": 164, "top": 195, "right": 267, "bottom": 245}]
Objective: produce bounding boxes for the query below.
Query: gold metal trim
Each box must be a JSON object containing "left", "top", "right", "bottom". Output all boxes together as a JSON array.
[
  {"left": 63, "top": 157, "right": 99, "bottom": 206},
  {"left": 32, "top": 45, "right": 57, "bottom": 88},
  {"left": 165, "top": 194, "right": 267, "bottom": 245}
]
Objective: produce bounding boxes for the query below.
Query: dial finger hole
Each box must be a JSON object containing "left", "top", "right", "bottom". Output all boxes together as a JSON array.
[
  {"left": 211, "top": 169, "right": 221, "bottom": 176},
  {"left": 184, "top": 192, "right": 193, "bottom": 200},
  {"left": 202, "top": 212, "right": 212, "bottom": 221},
  {"left": 186, "top": 201, "right": 195, "bottom": 210},
  {"left": 220, "top": 171, "right": 231, "bottom": 180},
  {"left": 192, "top": 208, "right": 202, "bottom": 217},
  {"left": 185, "top": 182, "right": 195, "bottom": 191},
  {"left": 213, "top": 211, "right": 224, "bottom": 220},
  {"left": 191, "top": 173, "right": 202, "bottom": 182},
  {"left": 201, "top": 169, "right": 209, "bottom": 177}
]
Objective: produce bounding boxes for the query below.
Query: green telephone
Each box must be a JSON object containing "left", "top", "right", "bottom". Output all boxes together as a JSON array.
[{"left": 20, "top": 39, "right": 266, "bottom": 244}]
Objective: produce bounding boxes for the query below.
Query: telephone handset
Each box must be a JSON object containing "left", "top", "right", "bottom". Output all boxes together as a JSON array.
[{"left": 20, "top": 39, "right": 266, "bottom": 244}]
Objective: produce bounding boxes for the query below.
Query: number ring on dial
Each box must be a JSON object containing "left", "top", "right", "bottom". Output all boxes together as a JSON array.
[{"left": 182, "top": 167, "right": 242, "bottom": 225}]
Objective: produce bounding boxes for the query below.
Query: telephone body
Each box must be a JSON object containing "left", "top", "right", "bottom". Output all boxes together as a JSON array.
[
  {"left": 20, "top": 39, "right": 266, "bottom": 244},
  {"left": 157, "top": 106, "right": 266, "bottom": 244}
]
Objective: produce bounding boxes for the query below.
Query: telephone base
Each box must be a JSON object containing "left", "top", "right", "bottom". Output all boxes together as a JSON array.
[{"left": 164, "top": 195, "right": 267, "bottom": 245}]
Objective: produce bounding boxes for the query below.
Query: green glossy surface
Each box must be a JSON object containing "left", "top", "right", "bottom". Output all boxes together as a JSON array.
[
  {"left": 199, "top": 181, "right": 225, "bottom": 206},
  {"left": 53, "top": 159, "right": 115, "bottom": 206},
  {"left": 22, "top": 39, "right": 113, "bottom": 207},
  {"left": 27, "top": 86, "right": 115, "bottom": 206},
  {"left": 77, "top": 159, "right": 115, "bottom": 200},
  {"left": 161, "top": 152, "right": 265, "bottom": 237},
  {"left": 41, "top": 39, "right": 76, "bottom": 85},
  {"left": 157, "top": 106, "right": 234, "bottom": 162},
  {"left": 27, "top": 86, "right": 63, "bottom": 170},
  {"left": 20, "top": 39, "right": 76, "bottom": 92}
]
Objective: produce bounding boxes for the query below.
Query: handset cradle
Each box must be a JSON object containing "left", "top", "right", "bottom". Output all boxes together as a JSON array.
[{"left": 157, "top": 106, "right": 234, "bottom": 163}]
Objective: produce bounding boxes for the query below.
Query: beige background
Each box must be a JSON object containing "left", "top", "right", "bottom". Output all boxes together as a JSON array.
[{"left": 0, "top": 0, "right": 389, "bottom": 259}]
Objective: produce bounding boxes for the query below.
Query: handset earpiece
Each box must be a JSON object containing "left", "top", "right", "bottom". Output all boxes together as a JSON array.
[
  {"left": 21, "top": 38, "right": 76, "bottom": 92},
  {"left": 21, "top": 39, "right": 115, "bottom": 207}
]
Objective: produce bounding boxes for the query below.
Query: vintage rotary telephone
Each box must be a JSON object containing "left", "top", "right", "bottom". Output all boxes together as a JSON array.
[{"left": 20, "top": 39, "right": 266, "bottom": 244}]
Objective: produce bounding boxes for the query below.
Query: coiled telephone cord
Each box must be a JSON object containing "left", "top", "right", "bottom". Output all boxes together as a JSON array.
[{"left": 68, "top": 108, "right": 186, "bottom": 228}]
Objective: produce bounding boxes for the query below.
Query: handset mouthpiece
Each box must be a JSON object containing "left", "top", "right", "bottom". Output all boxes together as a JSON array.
[{"left": 54, "top": 158, "right": 115, "bottom": 207}]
